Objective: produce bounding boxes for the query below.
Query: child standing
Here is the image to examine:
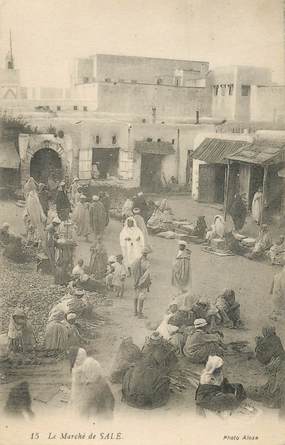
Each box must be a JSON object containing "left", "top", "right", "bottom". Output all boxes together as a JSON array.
[
  {"left": 105, "top": 256, "right": 117, "bottom": 291},
  {"left": 112, "top": 254, "right": 127, "bottom": 298}
]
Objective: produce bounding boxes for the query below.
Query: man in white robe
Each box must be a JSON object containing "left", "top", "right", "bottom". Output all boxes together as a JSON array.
[{"left": 120, "top": 217, "right": 144, "bottom": 275}]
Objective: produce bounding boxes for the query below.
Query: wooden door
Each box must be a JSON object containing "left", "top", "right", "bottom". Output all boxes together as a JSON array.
[{"left": 198, "top": 164, "right": 216, "bottom": 202}]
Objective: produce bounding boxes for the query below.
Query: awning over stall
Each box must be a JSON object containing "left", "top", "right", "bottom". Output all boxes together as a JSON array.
[
  {"left": 193, "top": 138, "right": 247, "bottom": 164},
  {"left": 0, "top": 142, "right": 20, "bottom": 169},
  {"left": 227, "top": 141, "right": 285, "bottom": 165},
  {"left": 135, "top": 141, "right": 175, "bottom": 155}
]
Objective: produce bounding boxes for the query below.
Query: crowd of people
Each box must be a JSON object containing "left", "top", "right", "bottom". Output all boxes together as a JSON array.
[{"left": 1, "top": 176, "right": 285, "bottom": 421}]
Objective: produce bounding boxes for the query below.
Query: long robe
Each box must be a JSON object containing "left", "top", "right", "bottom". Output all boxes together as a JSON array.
[
  {"left": 132, "top": 256, "right": 151, "bottom": 290},
  {"left": 71, "top": 182, "right": 79, "bottom": 206},
  {"left": 110, "top": 338, "right": 142, "bottom": 383},
  {"left": 120, "top": 217, "right": 144, "bottom": 267},
  {"left": 134, "top": 213, "right": 152, "bottom": 252},
  {"left": 45, "top": 312, "right": 69, "bottom": 352},
  {"left": 183, "top": 329, "right": 224, "bottom": 363},
  {"left": 23, "top": 177, "right": 37, "bottom": 199},
  {"left": 252, "top": 191, "right": 263, "bottom": 224},
  {"left": 89, "top": 201, "right": 106, "bottom": 236},
  {"left": 133, "top": 195, "right": 149, "bottom": 221},
  {"left": 228, "top": 195, "right": 247, "bottom": 231},
  {"left": 7, "top": 309, "right": 35, "bottom": 353},
  {"left": 26, "top": 190, "right": 46, "bottom": 245},
  {"left": 71, "top": 354, "right": 114, "bottom": 419},
  {"left": 171, "top": 249, "right": 191, "bottom": 291},
  {"left": 56, "top": 189, "right": 71, "bottom": 221},
  {"left": 72, "top": 202, "right": 90, "bottom": 237},
  {"left": 89, "top": 241, "right": 108, "bottom": 279}
]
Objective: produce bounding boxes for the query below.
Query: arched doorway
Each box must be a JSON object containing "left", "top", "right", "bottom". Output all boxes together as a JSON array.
[{"left": 30, "top": 148, "right": 62, "bottom": 183}]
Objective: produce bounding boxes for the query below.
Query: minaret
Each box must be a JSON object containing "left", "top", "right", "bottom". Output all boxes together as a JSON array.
[{"left": 6, "top": 29, "right": 14, "bottom": 69}]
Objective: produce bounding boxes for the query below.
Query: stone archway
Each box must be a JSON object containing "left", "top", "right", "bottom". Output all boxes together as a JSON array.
[{"left": 19, "top": 134, "right": 67, "bottom": 186}]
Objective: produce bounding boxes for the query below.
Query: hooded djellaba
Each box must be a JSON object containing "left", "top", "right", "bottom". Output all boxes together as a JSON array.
[
  {"left": 69, "top": 347, "right": 115, "bottom": 420},
  {"left": 120, "top": 216, "right": 144, "bottom": 268},
  {"left": 247, "top": 326, "right": 285, "bottom": 417},
  {"left": 7, "top": 308, "right": 36, "bottom": 354},
  {"left": 110, "top": 336, "right": 142, "bottom": 383},
  {"left": 89, "top": 195, "right": 107, "bottom": 237},
  {"left": 122, "top": 332, "right": 177, "bottom": 409},
  {"left": 228, "top": 193, "right": 247, "bottom": 232}
]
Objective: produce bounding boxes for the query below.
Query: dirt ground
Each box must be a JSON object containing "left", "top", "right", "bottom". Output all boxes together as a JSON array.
[{"left": 0, "top": 196, "right": 284, "bottom": 422}]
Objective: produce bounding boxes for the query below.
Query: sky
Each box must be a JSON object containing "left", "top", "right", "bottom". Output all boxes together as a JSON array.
[{"left": 0, "top": 0, "right": 283, "bottom": 87}]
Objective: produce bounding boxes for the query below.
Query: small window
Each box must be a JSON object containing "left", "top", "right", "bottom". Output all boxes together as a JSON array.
[
  {"left": 221, "top": 85, "right": 226, "bottom": 96},
  {"left": 73, "top": 105, "right": 78, "bottom": 111},
  {"left": 157, "top": 138, "right": 161, "bottom": 142},
  {"left": 95, "top": 135, "right": 100, "bottom": 144},
  {"left": 175, "top": 78, "right": 180, "bottom": 87},
  {"left": 105, "top": 78, "right": 111, "bottom": 83},
  {"left": 156, "top": 78, "right": 162, "bottom": 85},
  {"left": 241, "top": 85, "right": 250, "bottom": 96},
  {"left": 57, "top": 105, "right": 61, "bottom": 111},
  {"left": 112, "top": 135, "right": 117, "bottom": 145},
  {"left": 172, "top": 139, "right": 175, "bottom": 144},
  {"left": 83, "top": 106, "right": 88, "bottom": 111},
  {"left": 83, "top": 77, "right": 89, "bottom": 84},
  {"left": 146, "top": 137, "right": 153, "bottom": 142},
  {"left": 228, "top": 84, "right": 234, "bottom": 96}
]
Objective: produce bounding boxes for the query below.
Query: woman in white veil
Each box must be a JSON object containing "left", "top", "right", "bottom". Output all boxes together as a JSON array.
[
  {"left": 119, "top": 216, "right": 144, "bottom": 273},
  {"left": 26, "top": 190, "right": 46, "bottom": 246},
  {"left": 70, "top": 348, "right": 114, "bottom": 420}
]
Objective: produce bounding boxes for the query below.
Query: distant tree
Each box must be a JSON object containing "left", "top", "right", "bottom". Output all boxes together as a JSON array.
[{"left": 0, "top": 112, "right": 39, "bottom": 152}]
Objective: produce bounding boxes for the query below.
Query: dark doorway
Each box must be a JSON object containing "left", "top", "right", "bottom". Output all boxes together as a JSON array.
[
  {"left": 92, "top": 148, "right": 119, "bottom": 179},
  {"left": 30, "top": 148, "right": 62, "bottom": 183},
  {"left": 140, "top": 154, "right": 162, "bottom": 192},
  {"left": 215, "top": 165, "right": 226, "bottom": 203}
]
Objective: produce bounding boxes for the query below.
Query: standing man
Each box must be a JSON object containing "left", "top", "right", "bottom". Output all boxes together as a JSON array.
[
  {"left": 56, "top": 181, "right": 71, "bottom": 222},
  {"left": 171, "top": 240, "right": 192, "bottom": 292},
  {"left": 45, "top": 216, "right": 61, "bottom": 272},
  {"left": 89, "top": 195, "right": 107, "bottom": 238},
  {"left": 132, "top": 248, "right": 151, "bottom": 318},
  {"left": 252, "top": 186, "right": 263, "bottom": 225},
  {"left": 99, "top": 191, "right": 111, "bottom": 226},
  {"left": 70, "top": 177, "right": 80, "bottom": 207},
  {"left": 133, "top": 191, "right": 149, "bottom": 222}
]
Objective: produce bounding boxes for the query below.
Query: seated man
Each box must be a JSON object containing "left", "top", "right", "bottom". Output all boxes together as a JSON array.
[
  {"left": 248, "top": 224, "right": 272, "bottom": 260},
  {"left": 215, "top": 289, "right": 242, "bottom": 329},
  {"left": 189, "top": 298, "right": 221, "bottom": 330},
  {"left": 8, "top": 308, "right": 35, "bottom": 354},
  {"left": 195, "top": 355, "right": 246, "bottom": 412},
  {"left": 247, "top": 326, "right": 285, "bottom": 417},
  {"left": 122, "top": 332, "right": 177, "bottom": 410},
  {"left": 74, "top": 273, "right": 106, "bottom": 293},
  {"left": 183, "top": 318, "right": 225, "bottom": 364},
  {"left": 72, "top": 259, "right": 85, "bottom": 279},
  {"left": 156, "top": 304, "right": 191, "bottom": 354},
  {"left": 268, "top": 235, "right": 285, "bottom": 265},
  {"left": 66, "top": 289, "right": 92, "bottom": 319}
]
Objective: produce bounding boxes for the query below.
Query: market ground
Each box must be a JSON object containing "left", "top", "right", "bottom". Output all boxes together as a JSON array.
[{"left": 0, "top": 195, "right": 284, "bottom": 422}]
